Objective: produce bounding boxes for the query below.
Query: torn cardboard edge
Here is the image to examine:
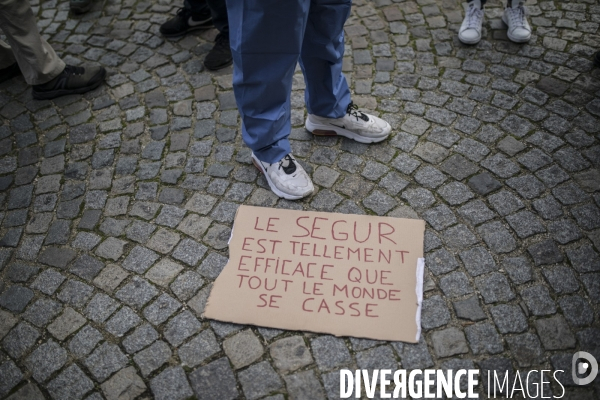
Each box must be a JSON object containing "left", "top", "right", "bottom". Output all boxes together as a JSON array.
[{"left": 204, "top": 205, "right": 425, "bottom": 343}]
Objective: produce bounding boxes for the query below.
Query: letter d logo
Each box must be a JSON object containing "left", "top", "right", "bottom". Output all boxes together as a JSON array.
[{"left": 572, "top": 351, "right": 598, "bottom": 385}]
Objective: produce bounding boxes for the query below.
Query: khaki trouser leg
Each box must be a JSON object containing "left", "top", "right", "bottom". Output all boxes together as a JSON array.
[{"left": 0, "top": 0, "right": 64, "bottom": 85}]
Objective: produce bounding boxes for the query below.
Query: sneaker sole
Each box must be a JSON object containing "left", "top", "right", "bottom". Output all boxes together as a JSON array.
[
  {"left": 501, "top": 15, "right": 531, "bottom": 43},
  {"left": 32, "top": 69, "right": 106, "bottom": 100},
  {"left": 305, "top": 118, "right": 389, "bottom": 144},
  {"left": 251, "top": 154, "right": 312, "bottom": 200},
  {"left": 458, "top": 32, "right": 481, "bottom": 45},
  {"left": 204, "top": 59, "right": 233, "bottom": 71},
  {"left": 161, "top": 24, "right": 214, "bottom": 38}
]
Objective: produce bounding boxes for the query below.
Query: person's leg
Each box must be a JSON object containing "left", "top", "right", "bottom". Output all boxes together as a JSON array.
[
  {"left": 301, "top": 0, "right": 391, "bottom": 144},
  {"left": 0, "top": 40, "right": 21, "bottom": 84},
  {"left": 0, "top": 0, "right": 65, "bottom": 85},
  {"left": 299, "top": 0, "right": 352, "bottom": 119},
  {"left": 227, "top": 0, "right": 314, "bottom": 200},
  {"left": 203, "top": 0, "right": 232, "bottom": 70},
  {"left": 226, "top": 0, "right": 309, "bottom": 163},
  {"left": 206, "top": 0, "right": 228, "bottom": 37}
]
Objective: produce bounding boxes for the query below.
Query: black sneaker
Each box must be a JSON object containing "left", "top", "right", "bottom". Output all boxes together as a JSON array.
[
  {"left": 204, "top": 33, "right": 232, "bottom": 71},
  {"left": 0, "top": 63, "right": 21, "bottom": 84},
  {"left": 160, "top": 8, "right": 213, "bottom": 38},
  {"left": 70, "top": 0, "right": 93, "bottom": 14},
  {"left": 32, "top": 65, "right": 106, "bottom": 100},
  {"left": 594, "top": 51, "right": 600, "bottom": 68}
]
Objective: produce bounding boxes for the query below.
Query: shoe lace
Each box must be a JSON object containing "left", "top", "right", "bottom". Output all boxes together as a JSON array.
[
  {"left": 507, "top": 5, "right": 526, "bottom": 28},
  {"left": 64, "top": 65, "right": 85, "bottom": 76},
  {"left": 346, "top": 102, "right": 369, "bottom": 122},
  {"left": 278, "top": 155, "right": 297, "bottom": 174},
  {"left": 465, "top": 4, "right": 483, "bottom": 29}
]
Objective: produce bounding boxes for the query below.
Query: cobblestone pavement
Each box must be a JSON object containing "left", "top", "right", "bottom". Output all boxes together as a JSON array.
[{"left": 1, "top": 0, "right": 600, "bottom": 398}]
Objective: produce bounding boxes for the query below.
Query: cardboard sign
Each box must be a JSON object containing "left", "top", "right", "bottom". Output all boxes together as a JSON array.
[{"left": 203, "top": 205, "right": 425, "bottom": 342}]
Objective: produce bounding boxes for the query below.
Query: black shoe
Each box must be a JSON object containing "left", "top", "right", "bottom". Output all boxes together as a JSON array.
[
  {"left": 594, "top": 51, "right": 600, "bottom": 68},
  {"left": 32, "top": 65, "right": 106, "bottom": 100},
  {"left": 0, "top": 63, "right": 21, "bottom": 84},
  {"left": 70, "top": 0, "right": 93, "bottom": 14},
  {"left": 160, "top": 8, "right": 213, "bottom": 38},
  {"left": 204, "top": 33, "right": 233, "bottom": 71}
]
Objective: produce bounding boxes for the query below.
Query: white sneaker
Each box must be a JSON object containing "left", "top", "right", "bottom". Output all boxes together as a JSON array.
[
  {"left": 251, "top": 153, "right": 314, "bottom": 200},
  {"left": 305, "top": 102, "right": 391, "bottom": 144},
  {"left": 458, "top": 2, "right": 484, "bottom": 45},
  {"left": 502, "top": 5, "right": 531, "bottom": 43}
]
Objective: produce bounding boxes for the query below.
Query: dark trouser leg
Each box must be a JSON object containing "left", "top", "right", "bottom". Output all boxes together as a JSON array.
[
  {"left": 206, "top": 0, "right": 228, "bottom": 37},
  {"left": 184, "top": 0, "right": 210, "bottom": 16}
]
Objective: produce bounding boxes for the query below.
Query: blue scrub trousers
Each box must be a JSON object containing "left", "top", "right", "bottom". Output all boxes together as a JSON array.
[{"left": 226, "top": 0, "right": 353, "bottom": 163}]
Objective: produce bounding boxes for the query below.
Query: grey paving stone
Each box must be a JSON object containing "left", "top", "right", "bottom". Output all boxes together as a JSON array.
[
  {"left": 85, "top": 293, "right": 118, "bottom": 323},
  {"left": 548, "top": 219, "right": 582, "bottom": 244},
  {"left": 0, "top": 285, "right": 34, "bottom": 313},
  {"left": 223, "top": 329, "right": 264, "bottom": 370},
  {"left": 70, "top": 254, "right": 105, "bottom": 282},
  {"left": 488, "top": 190, "right": 524, "bottom": 216},
  {"left": 47, "top": 365, "right": 94, "bottom": 400},
  {"left": 2, "top": 322, "right": 40, "bottom": 358},
  {"left": 566, "top": 244, "right": 600, "bottom": 273},
  {"left": 164, "top": 310, "right": 202, "bottom": 346},
  {"left": 134, "top": 340, "right": 171, "bottom": 377},
  {"left": 93, "top": 264, "right": 129, "bottom": 293},
  {"left": 0, "top": 361, "right": 23, "bottom": 397},
  {"left": 122, "top": 323, "right": 159, "bottom": 354},
  {"left": 527, "top": 239, "right": 563, "bottom": 266},
  {"left": 542, "top": 265, "right": 579, "bottom": 294},
  {"left": 84, "top": 343, "right": 128, "bottom": 382},
  {"left": 115, "top": 277, "right": 158, "bottom": 310},
  {"left": 57, "top": 279, "right": 93, "bottom": 308},
  {"left": 4, "top": 382, "right": 44, "bottom": 400},
  {"left": 143, "top": 293, "right": 181, "bottom": 326},
  {"left": 188, "top": 357, "right": 239, "bottom": 400},
  {"left": 453, "top": 295, "right": 487, "bottom": 322},
  {"left": 105, "top": 306, "right": 142, "bottom": 337},
  {"left": 284, "top": 370, "right": 326, "bottom": 400},
  {"left": 100, "top": 366, "right": 146, "bottom": 400},
  {"left": 30, "top": 269, "right": 65, "bottom": 295},
  {"left": 238, "top": 361, "right": 284, "bottom": 400},
  {"left": 477, "top": 221, "right": 517, "bottom": 254},
  {"left": 475, "top": 272, "right": 515, "bottom": 304},
  {"left": 23, "top": 298, "right": 62, "bottom": 327},
  {"left": 559, "top": 295, "right": 594, "bottom": 327},
  {"left": 465, "top": 322, "right": 503, "bottom": 355},
  {"left": 150, "top": 366, "right": 193, "bottom": 400},
  {"left": 179, "top": 329, "right": 220, "bottom": 368},
  {"left": 506, "top": 333, "right": 546, "bottom": 367},
  {"left": 439, "top": 271, "right": 474, "bottom": 297},
  {"left": 68, "top": 324, "right": 103, "bottom": 358},
  {"left": 425, "top": 248, "right": 459, "bottom": 275},
  {"left": 311, "top": 335, "right": 352, "bottom": 370},
  {"left": 430, "top": 327, "right": 468, "bottom": 358},
  {"left": 122, "top": 245, "right": 159, "bottom": 273},
  {"left": 422, "top": 204, "right": 456, "bottom": 231},
  {"left": 420, "top": 294, "right": 450, "bottom": 329},
  {"left": 535, "top": 315, "right": 576, "bottom": 350},
  {"left": 25, "top": 339, "right": 67, "bottom": 382}
]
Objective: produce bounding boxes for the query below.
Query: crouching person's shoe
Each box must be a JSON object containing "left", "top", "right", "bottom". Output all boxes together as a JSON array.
[
  {"left": 252, "top": 153, "right": 314, "bottom": 200},
  {"left": 32, "top": 65, "right": 106, "bottom": 100}
]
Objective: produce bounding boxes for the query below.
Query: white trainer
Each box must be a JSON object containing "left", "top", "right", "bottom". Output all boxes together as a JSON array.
[
  {"left": 458, "top": 2, "right": 484, "bottom": 45},
  {"left": 251, "top": 153, "right": 314, "bottom": 200},
  {"left": 502, "top": 5, "right": 531, "bottom": 43},
  {"left": 305, "top": 102, "right": 391, "bottom": 144}
]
